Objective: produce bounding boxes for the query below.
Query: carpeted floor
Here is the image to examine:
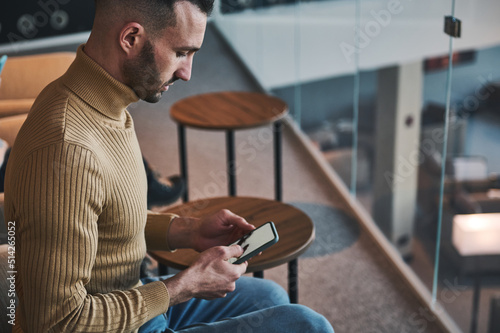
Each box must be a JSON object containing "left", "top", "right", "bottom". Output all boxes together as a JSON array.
[{"left": 129, "top": 23, "right": 447, "bottom": 333}]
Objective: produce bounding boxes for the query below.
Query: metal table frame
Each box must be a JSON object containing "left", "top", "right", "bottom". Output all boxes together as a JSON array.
[{"left": 176, "top": 120, "right": 299, "bottom": 303}]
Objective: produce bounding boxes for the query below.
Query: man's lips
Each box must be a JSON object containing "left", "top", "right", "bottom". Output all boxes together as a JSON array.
[
  {"left": 161, "top": 83, "right": 174, "bottom": 92},
  {"left": 161, "top": 76, "right": 179, "bottom": 92}
]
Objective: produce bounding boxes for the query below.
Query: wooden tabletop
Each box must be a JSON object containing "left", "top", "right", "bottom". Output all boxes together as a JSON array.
[
  {"left": 170, "top": 91, "right": 289, "bottom": 130},
  {"left": 149, "top": 197, "right": 315, "bottom": 272}
]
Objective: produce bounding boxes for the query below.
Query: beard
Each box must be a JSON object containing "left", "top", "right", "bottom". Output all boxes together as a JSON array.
[{"left": 123, "top": 39, "right": 173, "bottom": 103}]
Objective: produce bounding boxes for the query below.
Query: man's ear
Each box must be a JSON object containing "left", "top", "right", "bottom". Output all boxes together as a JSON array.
[{"left": 119, "top": 22, "right": 146, "bottom": 56}]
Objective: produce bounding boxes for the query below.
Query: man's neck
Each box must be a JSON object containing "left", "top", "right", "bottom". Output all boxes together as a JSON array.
[{"left": 84, "top": 34, "right": 126, "bottom": 84}]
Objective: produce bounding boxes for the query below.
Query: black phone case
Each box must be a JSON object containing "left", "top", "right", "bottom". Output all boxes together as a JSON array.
[{"left": 232, "top": 221, "right": 279, "bottom": 264}]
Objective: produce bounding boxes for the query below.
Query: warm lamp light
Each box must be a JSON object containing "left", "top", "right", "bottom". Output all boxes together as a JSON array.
[{"left": 452, "top": 213, "right": 500, "bottom": 256}]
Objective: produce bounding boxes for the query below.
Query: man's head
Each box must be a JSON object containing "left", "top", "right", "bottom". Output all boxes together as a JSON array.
[{"left": 89, "top": 0, "right": 214, "bottom": 102}]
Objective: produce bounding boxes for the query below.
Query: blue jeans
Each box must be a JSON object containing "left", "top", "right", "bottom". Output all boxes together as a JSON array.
[{"left": 139, "top": 276, "right": 334, "bottom": 333}]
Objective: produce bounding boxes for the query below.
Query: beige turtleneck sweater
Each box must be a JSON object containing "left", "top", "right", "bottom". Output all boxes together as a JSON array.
[{"left": 4, "top": 45, "right": 176, "bottom": 332}]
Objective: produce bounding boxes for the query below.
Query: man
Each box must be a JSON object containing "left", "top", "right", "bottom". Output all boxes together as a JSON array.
[{"left": 4, "top": 0, "right": 334, "bottom": 332}]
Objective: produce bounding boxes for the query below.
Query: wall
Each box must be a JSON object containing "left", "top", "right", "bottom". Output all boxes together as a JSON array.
[
  {"left": 214, "top": 0, "right": 500, "bottom": 90},
  {"left": 271, "top": 44, "right": 500, "bottom": 132},
  {"left": 0, "top": 0, "right": 94, "bottom": 53}
]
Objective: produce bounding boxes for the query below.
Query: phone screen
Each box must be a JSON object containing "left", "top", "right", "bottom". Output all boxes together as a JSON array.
[{"left": 228, "top": 221, "right": 278, "bottom": 264}]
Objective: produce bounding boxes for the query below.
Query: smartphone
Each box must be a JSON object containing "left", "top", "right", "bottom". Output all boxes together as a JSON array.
[
  {"left": 0, "top": 55, "right": 7, "bottom": 75},
  {"left": 228, "top": 221, "right": 279, "bottom": 264}
]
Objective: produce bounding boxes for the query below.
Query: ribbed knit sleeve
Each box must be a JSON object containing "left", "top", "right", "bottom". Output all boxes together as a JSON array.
[
  {"left": 10, "top": 142, "right": 169, "bottom": 332},
  {"left": 145, "top": 212, "right": 178, "bottom": 251}
]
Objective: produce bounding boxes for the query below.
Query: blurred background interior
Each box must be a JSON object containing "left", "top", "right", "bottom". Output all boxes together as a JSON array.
[{"left": 1, "top": 0, "right": 500, "bottom": 332}]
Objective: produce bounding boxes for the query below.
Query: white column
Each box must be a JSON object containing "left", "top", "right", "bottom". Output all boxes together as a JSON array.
[{"left": 372, "top": 61, "right": 423, "bottom": 258}]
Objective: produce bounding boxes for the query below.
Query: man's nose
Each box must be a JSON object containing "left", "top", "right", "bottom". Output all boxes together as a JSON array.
[{"left": 175, "top": 57, "right": 193, "bottom": 81}]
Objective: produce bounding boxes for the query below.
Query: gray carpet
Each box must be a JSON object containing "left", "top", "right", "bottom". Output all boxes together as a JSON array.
[{"left": 288, "top": 202, "right": 360, "bottom": 258}]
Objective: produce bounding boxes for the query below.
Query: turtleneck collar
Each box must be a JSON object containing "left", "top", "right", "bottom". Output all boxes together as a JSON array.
[{"left": 61, "top": 44, "right": 140, "bottom": 121}]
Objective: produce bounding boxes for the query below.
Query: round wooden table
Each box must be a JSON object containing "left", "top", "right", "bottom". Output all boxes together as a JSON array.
[
  {"left": 149, "top": 197, "right": 315, "bottom": 302},
  {"left": 170, "top": 91, "right": 288, "bottom": 201},
  {"left": 170, "top": 91, "right": 288, "bottom": 130}
]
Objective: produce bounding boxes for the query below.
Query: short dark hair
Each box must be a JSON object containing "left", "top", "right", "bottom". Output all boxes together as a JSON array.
[{"left": 95, "top": 0, "right": 214, "bottom": 38}]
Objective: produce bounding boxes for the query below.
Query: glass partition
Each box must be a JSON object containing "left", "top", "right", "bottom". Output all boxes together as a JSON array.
[
  {"left": 430, "top": 1, "right": 500, "bottom": 332},
  {"left": 212, "top": 0, "right": 500, "bottom": 331}
]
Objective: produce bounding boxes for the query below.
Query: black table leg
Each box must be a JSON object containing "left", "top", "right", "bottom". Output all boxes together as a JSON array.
[
  {"left": 276, "top": 121, "right": 299, "bottom": 302},
  {"left": 158, "top": 264, "right": 169, "bottom": 276},
  {"left": 274, "top": 121, "right": 283, "bottom": 202},
  {"left": 489, "top": 295, "right": 500, "bottom": 333},
  {"left": 226, "top": 130, "right": 236, "bottom": 196},
  {"left": 470, "top": 274, "right": 481, "bottom": 333},
  {"left": 253, "top": 271, "right": 264, "bottom": 278},
  {"left": 178, "top": 124, "right": 188, "bottom": 202},
  {"left": 289, "top": 259, "right": 298, "bottom": 303}
]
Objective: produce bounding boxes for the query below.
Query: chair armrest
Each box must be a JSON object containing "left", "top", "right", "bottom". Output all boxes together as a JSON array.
[
  {"left": 0, "top": 52, "right": 75, "bottom": 100},
  {"left": 0, "top": 114, "right": 28, "bottom": 147},
  {"left": 0, "top": 99, "right": 33, "bottom": 118}
]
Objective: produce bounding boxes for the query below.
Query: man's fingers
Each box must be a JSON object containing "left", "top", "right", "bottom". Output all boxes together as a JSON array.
[
  {"left": 227, "top": 244, "right": 244, "bottom": 259},
  {"left": 233, "top": 259, "right": 249, "bottom": 275},
  {"left": 225, "top": 245, "right": 248, "bottom": 273},
  {"left": 221, "top": 209, "right": 255, "bottom": 231}
]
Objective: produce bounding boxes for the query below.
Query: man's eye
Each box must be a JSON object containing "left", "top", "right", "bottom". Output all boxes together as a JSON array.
[{"left": 176, "top": 52, "right": 187, "bottom": 58}]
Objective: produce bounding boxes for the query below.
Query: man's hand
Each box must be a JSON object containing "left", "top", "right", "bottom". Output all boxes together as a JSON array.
[
  {"left": 163, "top": 245, "right": 248, "bottom": 305},
  {"left": 193, "top": 209, "right": 255, "bottom": 252},
  {"left": 167, "top": 209, "right": 255, "bottom": 251}
]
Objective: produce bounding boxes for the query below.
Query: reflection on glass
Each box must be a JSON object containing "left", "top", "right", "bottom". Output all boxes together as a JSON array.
[
  {"left": 433, "top": 0, "right": 457, "bottom": 311},
  {"left": 351, "top": 0, "right": 361, "bottom": 197}
]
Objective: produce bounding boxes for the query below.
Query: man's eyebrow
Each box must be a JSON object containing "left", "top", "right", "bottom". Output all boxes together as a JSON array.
[{"left": 175, "top": 46, "right": 201, "bottom": 52}]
